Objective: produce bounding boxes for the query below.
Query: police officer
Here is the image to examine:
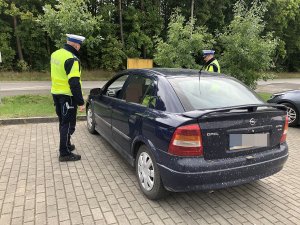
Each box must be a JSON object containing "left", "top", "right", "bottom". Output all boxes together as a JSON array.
[
  {"left": 202, "top": 50, "right": 221, "bottom": 73},
  {"left": 51, "top": 34, "right": 85, "bottom": 162}
]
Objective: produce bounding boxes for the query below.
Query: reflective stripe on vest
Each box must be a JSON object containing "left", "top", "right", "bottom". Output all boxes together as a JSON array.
[
  {"left": 51, "top": 49, "right": 81, "bottom": 95},
  {"left": 204, "top": 59, "right": 221, "bottom": 73}
]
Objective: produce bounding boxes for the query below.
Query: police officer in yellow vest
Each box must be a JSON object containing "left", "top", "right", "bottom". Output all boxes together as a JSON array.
[
  {"left": 51, "top": 34, "right": 85, "bottom": 162},
  {"left": 202, "top": 50, "right": 220, "bottom": 73}
]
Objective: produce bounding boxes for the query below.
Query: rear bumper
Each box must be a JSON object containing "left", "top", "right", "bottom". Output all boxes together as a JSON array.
[{"left": 157, "top": 143, "right": 288, "bottom": 192}]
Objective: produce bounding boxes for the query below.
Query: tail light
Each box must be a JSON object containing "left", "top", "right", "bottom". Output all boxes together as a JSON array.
[
  {"left": 280, "top": 115, "right": 289, "bottom": 143},
  {"left": 168, "top": 124, "right": 203, "bottom": 156}
]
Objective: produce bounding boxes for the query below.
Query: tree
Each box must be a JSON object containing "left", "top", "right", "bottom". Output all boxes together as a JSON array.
[
  {"left": 39, "top": 0, "right": 102, "bottom": 48},
  {"left": 0, "top": 1, "right": 15, "bottom": 70},
  {"left": 154, "top": 9, "right": 214, "bottom": 69},
  {"left": 264, "top": 0, "right": 300, "bottom": 71},
  {"left": 219, "top": 0, "right": 278, "bottom": 88}
]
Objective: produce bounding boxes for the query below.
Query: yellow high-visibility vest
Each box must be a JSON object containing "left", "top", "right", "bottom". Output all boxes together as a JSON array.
[
  {"left": 204, "top": 59, "right": 221, "bottom": 73},
  {"left": 51, "top": 49, "right": 82, "bottom": 95}
]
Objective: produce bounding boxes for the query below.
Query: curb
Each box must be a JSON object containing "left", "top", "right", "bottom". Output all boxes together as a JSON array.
[{"left": 0, "top": 115, "right": 86, "bottom": 126}]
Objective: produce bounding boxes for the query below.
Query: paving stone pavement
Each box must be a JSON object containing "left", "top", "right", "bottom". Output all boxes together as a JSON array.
[{"left": 0, "top": 121, "right": 299, "bottom": 225}]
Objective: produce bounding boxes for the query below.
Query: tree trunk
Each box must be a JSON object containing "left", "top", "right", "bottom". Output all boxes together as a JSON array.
[
  {"left": 191, "top": 0, "right": 194, "bottom": 19},
  {"left": 190, "top": 0, "right": 195, "bottom": 37},
  {"left": 13, "top": 16, "right": 24, "bottom": 61},
  {"left": 118, "top": 0, "right": 124, "bottom": 47},
  {"left": 46, "top": 35, "right": 51, "bottom": 55},
  {"left": 141, "top": 0, "right": 146, "bottom": 58}
]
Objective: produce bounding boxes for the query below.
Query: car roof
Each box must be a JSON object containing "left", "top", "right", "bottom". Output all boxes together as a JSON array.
[{"left": 124, "top": 68, "right": 224, "bottom": 77}]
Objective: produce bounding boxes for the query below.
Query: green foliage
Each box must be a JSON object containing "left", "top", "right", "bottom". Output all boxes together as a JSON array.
[
  {"left": 219, "top": 0, "right": 278, "bottom": 88},
  {"left": 0, "top": 21, "right": 15, "bottom": 70},
  {"left": 123, "top": 5, "right": 161, "bottom": 58},
  {"left": 39, "top": 0, "right": 102, "bottom": 48},
  {"left": 264, "top": 0, "right": 300, "bottom": 71},
  {"left": 100, "top": 35, "right": 126, "bottom": 71},
  {"left": 1, "top": 0, "right": 300, "bottom": 73},
  {"left": 16, "top": 60, "right": 30, "bottom": 72},
  {"left": 154, "top": 9, "right": 214, "bottom": 69}
]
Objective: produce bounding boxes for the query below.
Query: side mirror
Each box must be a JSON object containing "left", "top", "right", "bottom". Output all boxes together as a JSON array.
[{"left": 90, "top": 88, "right": 102, "bottom": 96}]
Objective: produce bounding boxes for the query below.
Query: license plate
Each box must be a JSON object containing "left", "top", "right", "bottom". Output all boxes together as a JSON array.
[{"left": 229, "top": 133, "right": 270, "bottom": 150}]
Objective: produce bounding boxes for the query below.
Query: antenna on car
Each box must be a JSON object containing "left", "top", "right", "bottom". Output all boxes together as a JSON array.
[{"left": 198, "top": 65, "right": 204, "bottom": 95}]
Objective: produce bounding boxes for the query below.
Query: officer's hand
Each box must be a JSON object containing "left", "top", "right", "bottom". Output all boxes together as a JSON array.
[{"left": 79, "top": 105, "right": 85, "bottom": 112}]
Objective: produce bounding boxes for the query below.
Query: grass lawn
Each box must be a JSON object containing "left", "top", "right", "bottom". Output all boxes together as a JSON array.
[
  {"left": 274, "top": 72, "right": 300, "bottom": 79},
  {"left": 0, "top": 95, "right": 85, "bottom": 118},
  {"left": 0, "top": 69, "right": 115, "bottom": 81},
  {"left": 257, "top": 92, "right": 272, "bottom": 102},
  {"left": 0, "top": 93, "right": 272, "bottom": 119}
]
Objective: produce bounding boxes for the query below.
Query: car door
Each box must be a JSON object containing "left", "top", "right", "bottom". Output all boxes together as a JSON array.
[
  {"left": 111, "top": 73, "right": 157, "bottom": 155},
  {"left": 93, "top": 74, "right": 129, "bottom": 141}
]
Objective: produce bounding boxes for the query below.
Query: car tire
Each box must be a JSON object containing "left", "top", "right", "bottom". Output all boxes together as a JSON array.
[
  {"left": 135, "top": 145, "right": 167, "bottom": 200},
  {"left": 86, "top": 104, "right": 97, "bottom": 134},
  {"left": 281, "top": 102, "right": 299, "bottom": 127}
]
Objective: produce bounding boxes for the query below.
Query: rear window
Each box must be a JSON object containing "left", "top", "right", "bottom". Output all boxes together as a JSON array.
[{"left": 168, "top": 76, "right": 264, "bottom": 111}]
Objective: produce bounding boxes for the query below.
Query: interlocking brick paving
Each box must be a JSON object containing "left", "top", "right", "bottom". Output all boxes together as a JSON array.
[{"left": 0, "top": 122, "right": 299, "bottom": 225}]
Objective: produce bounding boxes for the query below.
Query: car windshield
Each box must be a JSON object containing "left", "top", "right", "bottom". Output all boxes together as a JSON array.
[{"left": 168, "top": 76, "right": 264, "bottom": 111}]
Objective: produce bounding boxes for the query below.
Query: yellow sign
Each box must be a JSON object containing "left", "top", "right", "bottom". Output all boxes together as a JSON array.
[{"left": 127, "top": 58, "right": 153, "bottom": 69}]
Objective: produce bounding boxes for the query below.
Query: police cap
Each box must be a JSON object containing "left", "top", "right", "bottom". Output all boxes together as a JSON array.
[
  {"left": 66, "top": 34, "right": 86, "bottom": 44},
  {"left": 202, "top": 50, "right": 215, "bottom": 55}
]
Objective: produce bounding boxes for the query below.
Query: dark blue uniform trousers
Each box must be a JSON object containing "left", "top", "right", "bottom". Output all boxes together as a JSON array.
[{"left": 52, "top": 95, "right": 77, "bottom": 156}]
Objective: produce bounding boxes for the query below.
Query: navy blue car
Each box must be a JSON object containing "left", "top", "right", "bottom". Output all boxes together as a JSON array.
[
  {"left": 267, "top": 90, "right": 300, "bottom": 127},
  {"left": 86, "top": 68, "right": 289, "bottom": 200}
]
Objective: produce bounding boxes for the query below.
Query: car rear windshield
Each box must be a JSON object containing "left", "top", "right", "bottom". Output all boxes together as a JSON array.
[{"left": 168, "top": 76, "right": 264, "bottom": 111}]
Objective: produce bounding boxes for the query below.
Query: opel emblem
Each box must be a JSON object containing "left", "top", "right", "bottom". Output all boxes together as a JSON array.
[{"left": 250, "top": 118, "right": 256, "bottom": 126}]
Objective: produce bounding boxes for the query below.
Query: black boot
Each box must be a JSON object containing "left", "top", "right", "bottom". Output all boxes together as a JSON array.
[
  {"left": 59, "top": 153, "right": 81, "bottom": 162},
  {"left": 68, "top": 144, "right": 75, "bottom": 151}
]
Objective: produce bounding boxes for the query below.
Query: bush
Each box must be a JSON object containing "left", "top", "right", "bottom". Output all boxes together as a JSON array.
[
  {"left": 16, "top": 60, "right": 30, "bottom": 72},
  {"left": 219, "top": 0, "right": 278, "bottom": 88}
]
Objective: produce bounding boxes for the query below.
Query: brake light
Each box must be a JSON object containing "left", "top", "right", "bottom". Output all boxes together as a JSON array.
[
  {"left": 168, "top": 124, "right": 203, "bottom": 156},
  {"left": 280, "top": 115, "right": 289, "bottom": 143}
]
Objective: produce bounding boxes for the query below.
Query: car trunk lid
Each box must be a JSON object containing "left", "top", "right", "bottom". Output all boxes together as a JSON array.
[{"left": 183, "top": 104, "right": 287, "bottom": 160}]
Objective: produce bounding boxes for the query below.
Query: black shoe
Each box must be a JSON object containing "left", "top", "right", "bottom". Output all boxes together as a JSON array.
[
  {"left": 59, "top": 153, "right": 81, "bottom": 162},
  {"left": 68, "top": 144, "right": 75, "bottom": 151}
]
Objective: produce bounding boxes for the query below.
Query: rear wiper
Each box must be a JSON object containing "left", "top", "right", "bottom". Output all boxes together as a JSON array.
[{"left": 183, "top": 103, "right": 287, "bottom": 119}]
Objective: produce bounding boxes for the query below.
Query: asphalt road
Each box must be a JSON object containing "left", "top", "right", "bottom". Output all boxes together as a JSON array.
[
  {"left": 0, "top": 81, "right": 106, "bottom": 97},
  {"left": 0, "top": 79, "right": 299, "bottom": 97}
]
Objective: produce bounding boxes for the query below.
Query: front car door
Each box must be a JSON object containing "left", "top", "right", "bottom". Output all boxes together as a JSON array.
[
  {"left": 94, "top": 74, "right": 129, "bottom": 141},
  {"left": 111, "top": 73, "right": 157, "bottom": 157}
]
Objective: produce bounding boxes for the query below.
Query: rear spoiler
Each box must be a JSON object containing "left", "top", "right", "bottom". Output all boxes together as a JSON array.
[{"left": 182, "top": 104, "right": 287, "bottom": 119}]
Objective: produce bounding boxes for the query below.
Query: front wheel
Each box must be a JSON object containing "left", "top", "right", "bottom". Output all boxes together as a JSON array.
[
  {"left": 86, "top": 104, "right": 97, "bottom": 134},
  {"left": 135, "top": 145, "right": 167, "bottom": 200},
  {"left": 282, "top": 102, "right": 299, "bottom": 127}
]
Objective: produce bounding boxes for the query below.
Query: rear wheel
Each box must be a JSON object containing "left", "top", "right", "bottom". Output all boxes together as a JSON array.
[
  {"left": 86, "top": 104, "right": 97, "bottom": 134},
  {"left": 135, "top": 145, "right": 167, "bottom": 200},
  {"left": 281, "top": 102, "right": 298, "bottom": 127}
]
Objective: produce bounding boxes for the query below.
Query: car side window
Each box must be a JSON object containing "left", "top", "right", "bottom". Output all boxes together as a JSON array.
[
  {"left": 105, "top": 74, "right": 129, "bottom": 98},
  {"left": 140, "top": 78, "right": 157, "bottom": 108},
  {"left": 123, "top": 75, "right": 157, "bottom": 108}
]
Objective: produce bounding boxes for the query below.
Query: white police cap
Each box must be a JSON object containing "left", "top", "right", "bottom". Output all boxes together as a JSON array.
[
  {"left": 202, "top": 50, "right": 215, "bottom": 55},
  {"left": 66, "top": 34, "right": 86, "bottom": 44}
]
